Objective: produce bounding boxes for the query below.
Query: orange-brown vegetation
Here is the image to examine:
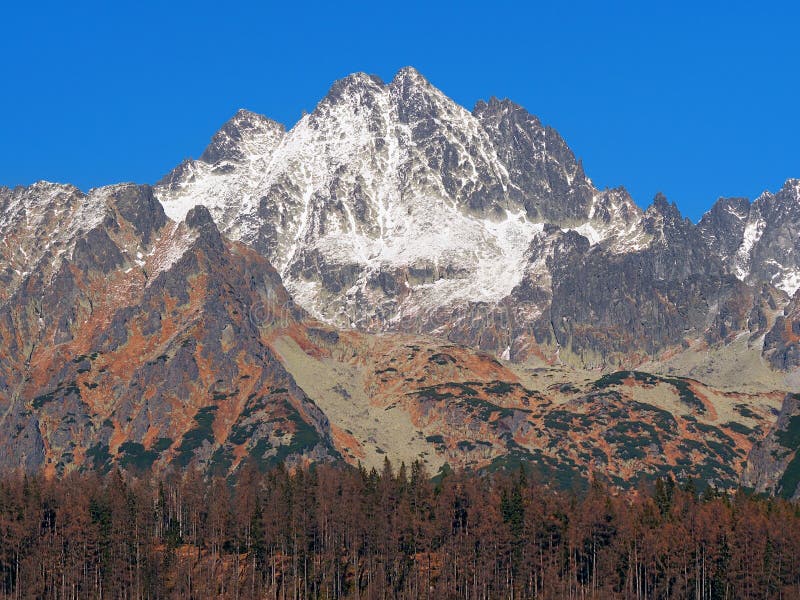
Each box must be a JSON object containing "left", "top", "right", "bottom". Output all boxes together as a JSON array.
[{"left": 0, "top": 463, "right": 797, "bottom": 599}]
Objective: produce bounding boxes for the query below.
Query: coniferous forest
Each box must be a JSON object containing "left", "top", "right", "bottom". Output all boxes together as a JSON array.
[{"left": 0, "top": 462, "right": 798, "bottom": 599}]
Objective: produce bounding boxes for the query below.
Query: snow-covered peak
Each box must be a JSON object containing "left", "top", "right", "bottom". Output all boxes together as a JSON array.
[
  {"left": 0, "top": 182, "right": 194, "bottom": 305},
  {"left": 200, "top": 109, "right": 285, "bottom": 164},
  {"left": 0, "top": 182, "right": 107, "bottom": 301},
  {"left": 157, "top": 107, "right": 286, "bottom": 227},
  {"left": 152, "top": 67, "right": 672, "bottom": 329},
  {"left": 387, "top": 66, "right": 446, "bottom": 106},
  {"left": 391, "top": 65, "right": 428, "bottom": 84},
  {"left": 316, "top": 73, "right": 388, "bottom": 123},
  {"left": 698, "top": 179, "right": 800, "bottom": 295},
  {"left": 158, "top": 67, "right": 531, "bottom": 265}
]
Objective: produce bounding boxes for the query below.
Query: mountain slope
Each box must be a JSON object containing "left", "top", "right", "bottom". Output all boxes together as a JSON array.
[
  {"left": 0, "top": 183, "right": 338, "bottom": 476},
  {"left": 742, "top": 392, "right": 800, "bottom": 499},
  {"left": 0, "top": 180, "right": 785, "bottom": 493},
  {"left": 273, "top": 327, "right": 784, "bottom": 490}
]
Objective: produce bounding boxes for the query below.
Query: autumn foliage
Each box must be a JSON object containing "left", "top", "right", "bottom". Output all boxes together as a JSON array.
[{"left": 0, "top": 462, "right": 798, "bottom": 599}]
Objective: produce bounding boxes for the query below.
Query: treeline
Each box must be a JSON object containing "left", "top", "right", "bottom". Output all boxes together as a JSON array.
[{"left": 0, "top": 461, "right": 798, "bottom": 599}]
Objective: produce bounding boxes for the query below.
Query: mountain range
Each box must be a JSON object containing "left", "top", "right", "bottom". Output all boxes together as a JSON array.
[{"left": 2, "top": 67, "right": 799, "bottom": 498}]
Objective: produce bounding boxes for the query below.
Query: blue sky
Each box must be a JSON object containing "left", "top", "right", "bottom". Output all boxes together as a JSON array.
[{"left": 1, "top": 0, "right": 797, "bottom": 221}]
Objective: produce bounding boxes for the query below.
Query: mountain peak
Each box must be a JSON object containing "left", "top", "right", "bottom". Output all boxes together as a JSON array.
[
  {"left": 752, "top": 178, "right": 800, "bottom": 214},
  {"left": 779, "top": 177, "right": 800, "bottom": 197},
  {"left": 388, "top": 65, "right": 437, "bottom": 95},
  {"left": 184, "top": 204, "right": 216, "bottom": 230},
  {"left": 391, "top": 65, "right": 428, "bottom": 85},
  {"left": 103, "top": 183, "right": 167, "bottom": 245},
  {"left": 648, "top": 192, "right": 681, "bottom": 217},
  {"left": 321, "top": 67, "right": 436, "bottom": 107},
  {"left": 24, "top": 180, "right": 81, "bottom": 196},
  {"left": 704, "top": 195, "right": 751, "bottom": 218},
  {"left": 199, "top": 109, "right": 285, "bottom": 164},
  {"left": 323, "top": 72, "right": 385, "bottom": 104},
  {"left": 231, "top": 107, "right": 264, "bottom": 120},
  {"left": 184, "top": 204, "right": 225, "bottom": 253}
]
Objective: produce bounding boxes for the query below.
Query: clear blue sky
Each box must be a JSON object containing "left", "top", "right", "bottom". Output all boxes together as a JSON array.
[{"left": 1, "top": 0, "right": 797, "bottom": 221}]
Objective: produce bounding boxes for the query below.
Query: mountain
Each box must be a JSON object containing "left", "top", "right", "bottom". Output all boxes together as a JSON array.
[
  {"left": 0, "top": 178, "right": 782, "bottom": 491},
  {"left": 156, "top": 69, "right": 647, "bottom": 357},
  {"left": 0, "top": 183, "right": 340, "bottom": 476},
  {"left": 1, "top": 67, "right": 799, "bottom": 493},
  {"left": 156, "top": 67, "right": 794, "bottom": 373},
  {"left": 0, "top": 181, "right": 785, "bottom": 491}
]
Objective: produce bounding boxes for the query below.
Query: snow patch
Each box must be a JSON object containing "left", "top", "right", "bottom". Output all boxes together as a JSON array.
[{"left": 732, "top": 216, "right": 766, "bottom": 280}]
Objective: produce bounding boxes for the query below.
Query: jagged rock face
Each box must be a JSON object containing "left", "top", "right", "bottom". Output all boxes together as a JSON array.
[
  {"left": 535, "top": 197, "right": 772, "bottom": 365},
  {"left": 0, "top": 183, "right": 337, "bottom": 476},
  {"left": 697, "top": 196, "right": 752, "bottom": 268},
  {"left": 473, "top": 97, "right": 594, "bottom": 221},
  {"left": 0, "top": 182, "right": 104, "bottom": 304},
  {"left": 156, "top": 68, "right": 643, "bottom": 348},
  {"left": 699, "top": 179, "right": 800, "bottom": 295},
  {"left": 742, "top": 393, "right": 800, "bottom": 499},
  {"left": 383, "top": 194, "right": 776, "bottom": 367},
  {"left": 154, "top": 67, "right": 798, "bottom": 368},
  {"left": 156, "top": 109, "right": 286, "bottom": 243},
  {"left": 764, "top": 289, "right": 800, "bottom": 370}
]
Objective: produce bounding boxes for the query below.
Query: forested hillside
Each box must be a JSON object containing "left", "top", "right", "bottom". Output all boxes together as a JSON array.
[{"left": 0, "top": 463, "right": 798, "bottom": 599}]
